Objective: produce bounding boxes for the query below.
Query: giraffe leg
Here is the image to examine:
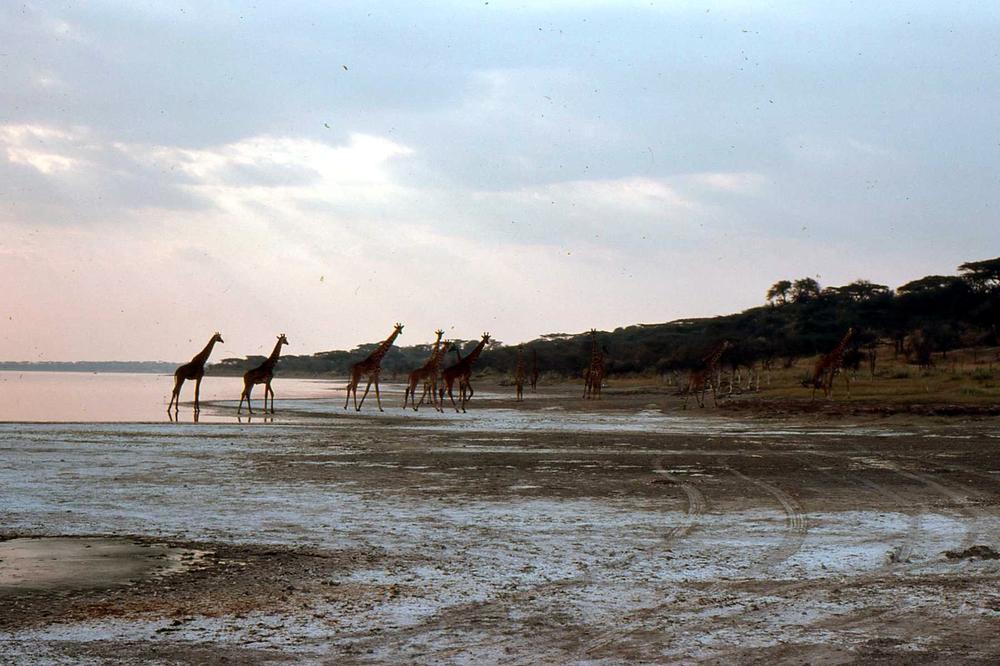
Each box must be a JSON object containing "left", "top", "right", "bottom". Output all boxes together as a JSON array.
[
  {"left": 194, "top": 378, "right": 201, "bottom": 412},
  {"left": 435, "top": 380, "right": 445, "bottom": 412},
  {"left": 344, "top": 379, "right": 355, "bottom": 410},
  {"left": 240, "top": 384, "right": 253, "bottom": 415},
  {"left": 357, "top": 381, "right": 373, "bottom": 411},
  {"left": 710, "top": 380, "right": 719, "bottom": 407},
  {"left": 169, "top": 376, "right": 184, "bottom": 411},
  {"left": 446, "top": 380, "right": 459, "bottom": 413},
  {"left": 374, "top": 381, "right": 383, "bottom": 412},
  {"left": 266, "top": 381, "right": 274, "bottom": 413}
]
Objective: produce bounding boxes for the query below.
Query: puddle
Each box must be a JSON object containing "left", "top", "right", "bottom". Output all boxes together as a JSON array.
[{"left": 0, "top": 537, "right": 207, "bottom": 591}]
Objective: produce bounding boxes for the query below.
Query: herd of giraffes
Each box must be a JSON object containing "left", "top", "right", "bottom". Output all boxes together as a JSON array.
[
  {"left": 167, "top": 324, "right": 858, "bottom": 415},
  {"left": 167, "top": 324, "right": 494, "bottom": 415}
]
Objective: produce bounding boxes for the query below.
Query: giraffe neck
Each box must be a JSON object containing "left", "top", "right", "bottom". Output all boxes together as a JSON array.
[
  {"left": 704, "top": 346, "right": 725, "bottom": 371},
  {"left": 464, "top": 339, "right": 488, "bottom": 366},
  {"left": 429, "top": 341, "right": 449, "bottom": 368},
  {"left": 827, "top": 330, "right": 854, "bottom": 364},
  {"left": 368, "top": 329, "right": 401, "bottom": 365},
  {"left": 192, "top": 337, "right": 218, "bottom": 366},
  {"left": 265, "top": 340, "right": 284, "bottom": 366},
  {"left": 425, "top": 335, "right": 443, "bottom": 364}
]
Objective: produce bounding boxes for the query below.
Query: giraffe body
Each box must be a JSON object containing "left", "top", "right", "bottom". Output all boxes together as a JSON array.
[
  {"left": 168, "top": 332, "right": 224, "bottom": 413},
  {"left": 239, "top": 334, "right": 289, "bottom": 414},
  {"left": 513, "top": 346, "right": 526, "bottom": 402},
  {"left": 403, "top": 330, "right": 447, "bottom": 412},
  {"left": 808, "top": 327, "right": 855, "bottom": 400},
  {"left": 583, "top": 330, "right": 605, "bottom": 400},
  {"left": 439, "top": 333, "right": 491, "bottom": 413},
  {"left": 344, "top": 323, "right": 404, "bottom": 411},
  {"left": 683, "top": 340, "right": 731, "bottom": 409}
]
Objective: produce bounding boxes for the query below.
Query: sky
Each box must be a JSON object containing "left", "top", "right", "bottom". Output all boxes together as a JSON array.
[{"left": 2, "top": 1, "right": 998, "bottom": 361}]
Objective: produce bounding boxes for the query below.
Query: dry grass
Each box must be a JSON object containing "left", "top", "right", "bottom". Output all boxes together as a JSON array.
[{"left": 603, "top": 345, "right": 1000, "bottom": 405}]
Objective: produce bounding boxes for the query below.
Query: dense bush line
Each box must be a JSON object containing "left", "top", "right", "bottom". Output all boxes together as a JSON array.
[{"left": 209, "top": 257, "right": 1000, "bottom": 379}]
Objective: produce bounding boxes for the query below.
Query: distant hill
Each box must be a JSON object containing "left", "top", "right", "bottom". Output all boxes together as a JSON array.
[{"left": 0, "top": 361, "right": 176, "bottom": 374}]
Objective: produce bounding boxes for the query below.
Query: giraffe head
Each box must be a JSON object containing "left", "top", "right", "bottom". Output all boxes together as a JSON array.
[
  {"left": 434, "top": 329, "right": 444, "bottom": 340},
  {"left": 212, "top": 331, "right": 224, "bottom": 344},
  {"left": 481, "top": 332, "right": 491, "bottom": 344},
  {"left": 277, "top": 333, "right": 289, "bottom": 346},
  {"left": 393, "top": 322, "right": 404, "bottom": 336}
]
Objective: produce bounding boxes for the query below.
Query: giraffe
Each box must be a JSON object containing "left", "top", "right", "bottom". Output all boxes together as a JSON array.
[
  {"left": 512, "top": 345, "right": 526, "bottom": 402},
  {"left": 167, "top": 332, "right": 224, "bottom": 413},
  {"left": 529, "top": 349, "right": 540, "bottom": 392},
  {"left": 402, "top": 329, "right": 446, "bottom": 411},
  {"left": 439, "top": 333, "right": 491, "bottom": 413},
  {"left": 682, "top": 339, "right": 731, "bottom": 409},
  {"left": 807, "top": 327, "right": 856, "bottom": 400},
  {"left": 238, "top": 334, "right": 289, "bottom": 415},
  {"left": 583, "top": 329, "right": 605, "bottom": 400},
  {"left": 344, "top": 323, "right": 404, "bottom": 411}
]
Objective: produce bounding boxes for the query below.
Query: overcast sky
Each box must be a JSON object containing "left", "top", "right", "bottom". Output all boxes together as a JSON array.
[{"left": 2, "top": 1, "right": 998, "bottom": 361}]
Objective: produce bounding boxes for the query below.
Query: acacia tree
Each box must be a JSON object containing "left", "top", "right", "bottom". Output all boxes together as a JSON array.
[
  {"left": 766, "top": 280, "right": 792, "bottom": 305},
  {"left": 791, "top": 277, "right": 821, "bottom": 302},
  {"left": 959, "top": 257, "right": 1000, "bottom": 292}
]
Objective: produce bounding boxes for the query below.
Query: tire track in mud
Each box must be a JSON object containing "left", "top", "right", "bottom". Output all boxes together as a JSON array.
[
  {"left": 582, "top": 455, "right": 811, "bottom": 658},
  {"left": 653, "top": 458, "right": 708, "bottom": 544},
  {"left": 341, "top": 456, "right": 711, "bottom": 660},
  {"left": 721, "top": 464, "right": 808, "bottom": 573},
  {"left": 749, "top": 444, "right": 999, "bottom": 662}
]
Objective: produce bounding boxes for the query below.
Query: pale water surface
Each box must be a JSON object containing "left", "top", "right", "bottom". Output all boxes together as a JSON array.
[{"left": 0, "top": 372, "right": 337, "bottom": 423}]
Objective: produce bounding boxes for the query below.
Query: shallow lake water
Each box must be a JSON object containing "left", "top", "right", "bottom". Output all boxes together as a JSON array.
[{"left": 0, "top": 371, "right": 339, "bottom": 423}]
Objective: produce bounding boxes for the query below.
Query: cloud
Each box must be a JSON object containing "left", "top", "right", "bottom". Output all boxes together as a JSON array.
[
  {"left": 685, "top": 172, "right": 768, "bottom": 195},
  {"left": 0, "top": 124, "right": 85, "bottom": 174}
]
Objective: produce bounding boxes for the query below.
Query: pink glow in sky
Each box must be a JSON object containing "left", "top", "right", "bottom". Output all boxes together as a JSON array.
[{"left": 2, "top": 2, "right": 998, "bottom": 361}]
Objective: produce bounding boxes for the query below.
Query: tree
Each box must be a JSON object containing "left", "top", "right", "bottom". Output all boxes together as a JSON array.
[
  {"left": 766, "top": 280, "right": 792, "bottom": 305},
  {"left": 897, "top": 275, "right": 964, "bottom": 294},
  {"left": 791, "top": 277, "right": 821, "bottom": 302},
  {"left": 838, "top": 280, "right": 891, "bottom": 301},
  {"left": 959, "top": 257, "right": 1000, "bottom": 292}
]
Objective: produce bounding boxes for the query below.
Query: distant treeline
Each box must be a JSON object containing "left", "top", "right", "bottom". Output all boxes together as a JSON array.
[
  {"left": 0, "top": 361, "right": 177, "bottom": 374},
  {"left": 209, "top": 256, "right": 1000, "bottom": 379}
]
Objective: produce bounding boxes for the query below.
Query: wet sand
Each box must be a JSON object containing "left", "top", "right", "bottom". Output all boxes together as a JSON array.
[{"left": 1, "top": 384, "right": 999, "bottom": 663}]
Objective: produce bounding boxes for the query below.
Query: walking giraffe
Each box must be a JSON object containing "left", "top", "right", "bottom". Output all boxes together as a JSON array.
[
  {"left": 402, "top": 329, "right": 446, "bottom": 411},
  {"left": 583, "top": 329, "right": 605, "bottom": 400},
  {"left": 238, "top": 334, "right": 289, "bottom": 415},
  {"left": 682, "top": 339, "right": 731, "bottom": 409},
  {"left": 439, "top": 333, "right": 491, "bottom": 413},
  {"left": 344, "top": 323, "right": 404, "bottom": 411},
  {"left": 167, "top": 332, "right": 224, "bottom": 413},
  {"left": 512, "top": 345, "right": 526, "bottom": 402},
  {"left": 529, "top": 349, "right": 540, "bottom": 392},
  {"left": 807, "top": 327, "right": 856, "bottom": 400}
]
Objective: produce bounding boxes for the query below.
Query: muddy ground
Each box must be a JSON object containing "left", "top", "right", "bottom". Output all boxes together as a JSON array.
[{"left": 1, "top": 385, "right": 999, "bottom": 664}]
